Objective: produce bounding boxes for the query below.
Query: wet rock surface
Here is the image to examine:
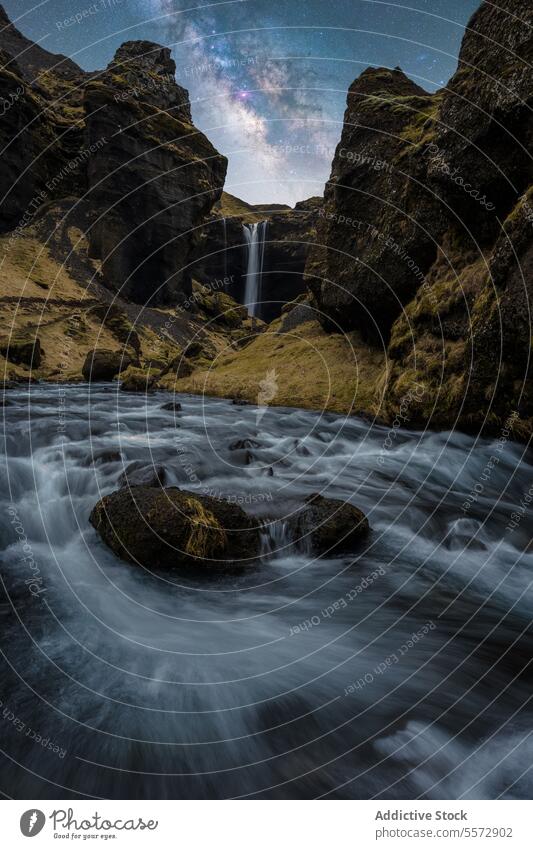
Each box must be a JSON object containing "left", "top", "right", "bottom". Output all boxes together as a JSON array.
[
  {"left": 287, "top": 493, "right": 369, "bottom": 554},
  {"left": 89, "top": 485, "right": 261, "bottom": 570}
]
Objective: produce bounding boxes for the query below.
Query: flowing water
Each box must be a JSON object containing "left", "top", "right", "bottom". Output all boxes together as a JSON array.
[
  {"left": 242, "top": 221, "right": 267, "bottom": 319},
  {"left": 1, "top": 385, "right": 533, "bottom": 799}
]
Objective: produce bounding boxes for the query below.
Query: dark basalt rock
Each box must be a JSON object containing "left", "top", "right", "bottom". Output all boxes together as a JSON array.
[
  {"left": 89, "top": 486, "right": 261, "bottom": 570},
  {"left": 161, "top": 401, "right": 182, "bottom": 412},
  {"left": 83, "top": 450, "right": 122, "bottom": 467},
  {"left": 0, "top": 16, "right": 88, "bottom": 234},
  {"left": 108, "top": 41, "right": 192, "bottom": 121},
  {"left": 82, "top": 349, "right": 134, "bottom": 382},
  {"left": 0, "top": 7, "right": 227, "bottom": 308},
  {"left": 428, "top": 0, "right": 532, "bottom": 227},
  {"left": 305, "top": 0, "right": 533, "bottom": 437},
  {"left": 229, "top": 439, "right": 261, "bottom": 450},
  {"left": 287, "top": 493, "right": 369, "bottom": 555},
  {"left": 0, "top": 336, "right": 42, "bottom": 368},
  {"left": 117, "top": 461, "right": 167, "bottom": 489},
  {"left": 306, "top": 66, "right": 442, "bottom": 341},
  {"left": 85, "top": 41, "right": 227, "bottom": 306}
]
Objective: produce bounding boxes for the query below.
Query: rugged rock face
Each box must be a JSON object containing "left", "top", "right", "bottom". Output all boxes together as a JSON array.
[
  {"left": 306, "top": 66, "right": 444, "bottom": 339},
  {"left": 0, "top": 37, "right": 87, "bottom": 233},
  {"left": 306, "top": 0, "right": 533, "bottom": 435},
  {"left": 0, "top": 4, "right": 84, "bottom": 83},
  {"left": 85, "top": 42, "right": 227, "bottom": 305},
  {"left": 261, "top": 197, "right": 322, "bottom": 322},
  {"left": 89, "top": 486, "right": 261, "bottom": 570},
  {"left": 0, "top": 336, "right": 41, "bottom": 368},
  {"left": 0, "top": 8, "right": 227, "bottom": 307},
  {"left": 428, "top": 0, "right": 532, "bottom": 230}
]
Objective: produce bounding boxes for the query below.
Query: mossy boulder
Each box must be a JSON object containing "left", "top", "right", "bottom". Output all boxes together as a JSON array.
[
  {"left": 0, "top": 336, "right": 42, "bottom": 368},
  {"left": 287, "top": 493, "right": 369, "bottom": 555},
  {"left": 89, "top": 486, "right": 261, "bottom": 570},
  {"left": 164, "top": 356, "right": 194, "bottom": 380},
  {"left": 82, "top": 348, "right": 134, "bottom": 381},
  {"left": 120, "top": 366, "right": 159, "bottom": 393},
  {"left": 183, "top": 338, "right": 217, "bottom": 360},
  {"left": 192, "top": 285, "right": 248, "bottom": 328},
  {"left": 213, "top": 292, "right": 248, "bottom": 328}
]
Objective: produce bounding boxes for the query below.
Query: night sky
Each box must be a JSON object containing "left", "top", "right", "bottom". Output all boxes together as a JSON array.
[{"left": 4, "top": 0, "right": 481, "bottom": 204}]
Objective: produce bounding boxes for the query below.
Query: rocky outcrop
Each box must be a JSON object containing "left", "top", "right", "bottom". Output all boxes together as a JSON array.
[
  {"left": 0, "top": 336, "right": 42, "bottom": 367},
  {"left": 260, "top": 198, "right": 322, "bottom": 322},
  {"left": 82, "top": 349, "right": 135, "bottom": 382},
  {"left": 85, "top": 42, "right": 227, "bottom": 306},
  {"left": 287, "top": 493, "right": 369, "bottom": 554},
  {"left": 306, "top": 66, "right": 443, "bottom": 339},
  {"left": 306, "top": 0, "right": 533, "bottom": 435},
  {"left": 89, "top": 486, "right": 261, "bottom": 570},
  {"left": 0, "top": 43, "right": 86, "bottom": 233},
  {"left": 0, "top": 8, "right": 227, "bottom": 308}
]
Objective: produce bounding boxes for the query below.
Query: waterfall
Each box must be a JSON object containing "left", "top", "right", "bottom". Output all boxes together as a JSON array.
[{"left": 243, "top": 221, "right": 267, "bottom": 318}]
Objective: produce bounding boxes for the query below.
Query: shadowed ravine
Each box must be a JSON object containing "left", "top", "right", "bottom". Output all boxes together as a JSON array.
[{"left": 1, "top": 385, "right": 533, "bottom": 799}]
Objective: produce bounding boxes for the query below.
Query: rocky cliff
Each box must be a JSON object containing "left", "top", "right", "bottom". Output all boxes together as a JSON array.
[
  {"left": 0, "top": 6, "right": 226, "bottom": 306},
  {"left": 85, "top": 41, "right": 227, "bottom": 305},
  {"left": 306, "top": 0, "right": 533, "bottom": 435},
  {"left": 0, "top": 7, "right": 244, "bottom": 383}
]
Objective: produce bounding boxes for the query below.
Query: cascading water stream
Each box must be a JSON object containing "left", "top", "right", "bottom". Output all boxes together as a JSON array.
[
  {"left": 2, "top": 385, "right": 533, "bottom": 799},
  {"left": 243, "top": 221, "right": 267, "bottom": 319}
]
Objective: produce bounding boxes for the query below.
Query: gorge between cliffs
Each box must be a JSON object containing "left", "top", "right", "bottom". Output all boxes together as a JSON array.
[{"left": 0, "top": 0, "right": 532, "bottom": 803}]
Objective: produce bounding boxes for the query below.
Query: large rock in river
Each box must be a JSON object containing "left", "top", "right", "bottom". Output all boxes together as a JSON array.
[
  {"left": 89, "top": 486, "right": 261, "bottom": 570},
  {"left": 287, "top": 493, "right": 369, "bottom": 555}
]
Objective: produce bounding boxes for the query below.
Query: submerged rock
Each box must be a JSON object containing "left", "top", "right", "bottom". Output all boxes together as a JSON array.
[
  {"left": 117, "top": 462, "right": 167, "bottom": 489},
  {"left": 161, "top": 401, "right": 182, "bottom": 412},
  {"left": 82, "top": 449, "right": 122, "bottom": 467},
  {"left": 288, "top": 493, "right": 369, "bottom": 555},
  {"left": 89, "top": 486, "right": 261, "bottom": 570},
  {"left": 229, "top": 439, "right": 261, "bottom": 450}
]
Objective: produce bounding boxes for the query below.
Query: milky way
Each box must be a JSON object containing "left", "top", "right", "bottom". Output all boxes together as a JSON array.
[{"left": 5, "top": 0, "right": 480, "bottom": 204}]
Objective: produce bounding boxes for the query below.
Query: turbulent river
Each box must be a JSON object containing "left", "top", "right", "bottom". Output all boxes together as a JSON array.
[{"left": 1, "top": 384, "right": 533, "bottom": 799}]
